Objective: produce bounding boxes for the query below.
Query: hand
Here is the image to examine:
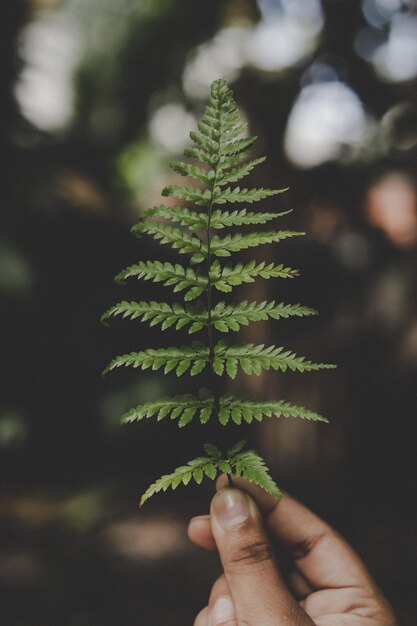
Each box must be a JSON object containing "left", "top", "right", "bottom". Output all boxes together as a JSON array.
[{"left": 189, "top": 477, "right": 397, "bottom": 625}]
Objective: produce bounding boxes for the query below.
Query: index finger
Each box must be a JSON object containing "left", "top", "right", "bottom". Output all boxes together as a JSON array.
[{"left": 215, "top": 475, "right": 375, "bottom": 591}]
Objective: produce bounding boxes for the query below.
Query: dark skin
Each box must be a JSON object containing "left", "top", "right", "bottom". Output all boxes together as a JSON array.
[{"left": 188, "top": 476, "right": 397, "bottom": 626}]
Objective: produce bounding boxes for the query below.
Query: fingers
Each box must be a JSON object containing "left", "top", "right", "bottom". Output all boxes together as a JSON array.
[
  {"left": 191, "top": 480, "right": 396, "bottom": 625},
  {"left": 188, "top": 514, "right": 217, "bottom": 551},
  {"left": 216, "top": 476, "right": 377, "bottom": 590},
  {"left": 189, "top": 515, "right": 314, "bottom": 600},
  {"left": 266, "top": 492, "right": 373, "bottom": 589},
  {"left": 210, "top": 488, "right": 313, "bottom": 625},
  {"left": 195, "top": 576, "right": 237, "bottom": 626},
  {"left": 208, "top": 577, "right": 237, "bottom": 626}
]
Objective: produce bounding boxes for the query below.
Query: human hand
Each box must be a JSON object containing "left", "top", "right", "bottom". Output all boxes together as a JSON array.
[{"left": 189, "top": 477, "right": 397, "bottom": 625}]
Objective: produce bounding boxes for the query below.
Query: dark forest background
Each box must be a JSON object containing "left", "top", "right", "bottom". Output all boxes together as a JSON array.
[{"left": 1, "top": 1, "right": 417, "bottom": 624}]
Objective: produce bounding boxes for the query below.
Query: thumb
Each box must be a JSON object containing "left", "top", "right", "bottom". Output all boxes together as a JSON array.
[{"left": 210, "top": 488, "right": 313, "bottom": 626}]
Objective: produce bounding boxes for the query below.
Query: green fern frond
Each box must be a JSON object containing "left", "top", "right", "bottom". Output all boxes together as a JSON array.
[
  {"left": 114, "top": 259, "right": 298, "bottom": 298},
  {"left": 218, "top": 394, "right": 328, "bottom": 425},
  {"left": 161, "top": 185, "right": 212, "bottom": 206},
  {"left": 198, "top": 98, "right": 239, "bottom": 129},
  {"left": 102, "top": 299, "right": 316, "bottom": 334},
  {"left": 183, "top": 146, "right": 216, "bottom": 167},
  {"left": 132, "top": 222, "right": 206, "bottom": 263},
  {"left": 210, "top": 260, "right": 299, "bottom": 292},
  {"left": 231, "top": 450, "right": 282, "bottom": 499},
  {"left": 189, "top": 130, "right": 219, "bottom": 155},
  {"left": 213, "top": 186, "right": 288, "bottom": 205},
  {"left": 114, "top": 261, "right": 207, "bottom": 300},
  {"left": 142, "top": 206, "right": 292, "bottom": 231},
  {"left": 101, "top": 300, "right": 207, "bottom": 333},
  {"left": 121, "top": 391, "right": 328, "bottom": 427},
  {"left": 216, "top": 157, "right": 266, "bottom": 185},
  {"left": 103, "top": 78, "right": 335, "bottom": 507},
  {"left": 141, "top": 205, "right": 207, "bottom": 230},
  {"left": 210, "top": 300, "right": 317, "bottom": 333},
  {"left": 219, "top": 135, "right": 257, "bottom": 156},
  {"left": 210, "top": 230, "right": 304, "bottom": 257},
  {"left": 140, "top": 440, "right": 281, "bottom": 506},
  {"left": 213, "top": 342, "right": 336, "bottom": 378},
  {"left": 103, "top": 342, "right": 209, "bottom": 377},
  {"left": 140, "top": 455, "right": 220, "bottom": 507},
  {"left": 210, "top": 208, "right": 292, "bottom": 229},
  {"left": 221, "top": 122, "right": 248, "bottom": 142},
  {"left": 218, "top": 149, "right": 252, "bottom": 171},
  {"left": 169, "top": 160, "right": 213, "bottom": 185},
  {"left": 121, "top": 388, "right": 215, "bottom": 427}
]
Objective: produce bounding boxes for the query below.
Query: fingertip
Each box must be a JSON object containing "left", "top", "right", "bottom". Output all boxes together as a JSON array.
[
  {"left": 194, "top": 606, "right": 208, "bottom": 626},
  {"left": 210, "top": 489, "right": 249, "bottom": 532},
  {"left": 188, "top": 515, "right": 217, "bottom": 551},
  {"left": 211, "top": 595, "right": 236, "bottom": 625},
  {"left": 215, "top": 474, "right": 283, "bottom": 515}
]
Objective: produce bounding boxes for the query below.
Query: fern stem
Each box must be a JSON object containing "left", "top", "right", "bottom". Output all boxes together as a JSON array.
[
  {"left": 227, "top": 473, "right": 234, "bottom": 488},
  {"left": 206, "top": 102, "right": 222, "bottom": 369},
  {"left": 206, "top": 177, "right": 214, "bottom": 364}
]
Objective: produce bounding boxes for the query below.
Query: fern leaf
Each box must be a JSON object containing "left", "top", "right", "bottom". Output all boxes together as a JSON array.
[
  {"left": 183, "top": 146, "right": 216, "bottom": 167},
  {"left": 103, "top": 342, "right": 209, "bottom": 377},
  {"left": 142, "top": 207, "right": 292, "bottom": 231},
  {"left": 220, "top": 135, "right": 257, "bottom": 156},
  {"left": 114, "top": 261, "right": 208, "bottom": 301},
  {"left": 210, "top": 260, "right": 299, "bottom": 293},
  {"left": 161, "top": 185, "right": 212, "bottom": 207},
  {"left": 227, "top": 439, "right": 247, "bottom": 457},
  {"left": 230, "top": 450, "right": 282, "bottom": 499},
  {"left": 218, "top": 149, "right": 252, "bottom": 171},
  {"left": 140, "top": 455, "right": 222, "bottom": 506},
  {"left": 190, "top": 130, "right": 219, "bottom": 155},
  {"left": 140, "top": 438, "right": 281, "bottom": 505},
  {"left": 210, "top": 230, "right": 304, "bottom": 257},
  {"left": 214, "top": 342, "right": 336, "bottom": 378},
  {"left": 197, "top": 119, "right": 221, "bottom": 142},
  {"left": 213, "top": 186, "right": 288, "bottom": 205},
  {"left": 121, "top": 388, "right": 215, "bottom": 427},
  {"left": 101, "top": 300, "right": 209, "bottom": 333},
  {"left": 104, "top": 78, "right": 335, "bottom": 508},
  {"left": 218, "top": 394, "right": 328, "bottom": 425},
  {"left": 141, "top": 205, "right": 208, "bottom": 231},
  {"left": 132, "top": 222, "right": 206, "bottom": 263},
  {"left": 210, "top": 208, "right": 292, "bottom": 229},
  {"left": 203, "top": 443, "right": 222, "bottom": 459},
  {"left": 211, "top": 300, "right": 317, "bottom": 333},
  {"left": 216, "top": 157, "right": 266, "bottom": 186},
  {"left": 122, "top": 390, "right": 328, "bottom": 428},
  {"left": 169, "top": 160, "right": 213, "bottom": 185},
  {"left": 198, "top": 80, "right": 255, "bottom": 172},
  {"left": 221, "top": 122, "right": 248, "bottom": 142}
]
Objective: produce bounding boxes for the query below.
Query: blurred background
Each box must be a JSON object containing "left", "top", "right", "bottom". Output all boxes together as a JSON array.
[{"left": 1, "top": 0, "right": 417, "bottom": 624}]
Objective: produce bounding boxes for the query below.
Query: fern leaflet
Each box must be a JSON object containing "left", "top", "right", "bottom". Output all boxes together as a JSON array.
[
  {"left": 103, "top": 342, "right": 209, "bottom": 377},
  {"left": 140, "top": 441, "right": 281, "bottom": 506},
  {"left": 114, "top": 261, "right": 207, "bottom": 301},
  {"left": 122, "top": 390, "right": 327, "bottom": 427}
]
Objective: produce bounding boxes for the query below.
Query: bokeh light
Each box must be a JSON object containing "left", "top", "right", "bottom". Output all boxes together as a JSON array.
[
  {"left": 365, "top": 172, "right": 417, "bottom": 247},
  {"left": 149, "top": 104, "right": 196, "bottom": 153},
  {"left": 183, "top": 26, "right": 248, "bottom": 99},
  {"left": 246, "top": 0, "right": 323, "bottom": 72},
  {"left": 372, "top": 13, "right": 417, "bottom": 83},
  {"left": 284, "top": 81, "right": 370, "bottom": 168},
  {"left": 15, "top": 11, "right": 83, "bottom": 131}
]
